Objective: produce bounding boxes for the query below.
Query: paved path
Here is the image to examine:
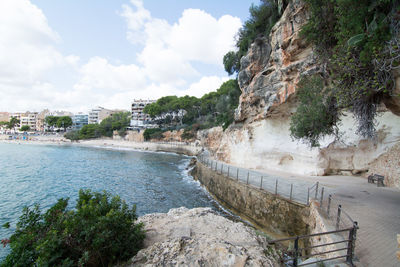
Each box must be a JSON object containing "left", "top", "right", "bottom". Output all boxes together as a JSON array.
[{"left": 199, "top": 155, "right": 400, "bottom": 267}]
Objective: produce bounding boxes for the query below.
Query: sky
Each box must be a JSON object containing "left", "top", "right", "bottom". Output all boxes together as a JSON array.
[{"left": 0, "top": 0, "right": 257, "bottom": 113}]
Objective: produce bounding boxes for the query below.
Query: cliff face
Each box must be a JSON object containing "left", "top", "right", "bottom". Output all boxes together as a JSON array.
[
  {"left": 235, "top": 0, "right": 318, "bottom": 122},
  {"left": 201, "top": 0, "right": 400, "bottom": 188}
]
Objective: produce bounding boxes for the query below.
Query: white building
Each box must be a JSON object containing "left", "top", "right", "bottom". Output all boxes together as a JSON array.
[
  {"left": 130, "top": 99, "right": 156, "bottom": 128},
  {"left": 88, "top": 106, "right": 120, "bottom": 124},
  {"left": 20, "top": 112, "right": 38, "bottom": 131}
]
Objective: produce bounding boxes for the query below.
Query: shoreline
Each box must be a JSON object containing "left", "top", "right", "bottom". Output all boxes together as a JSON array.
[{"left": 0, "top": 135, "right": 202, "bottom": 156}]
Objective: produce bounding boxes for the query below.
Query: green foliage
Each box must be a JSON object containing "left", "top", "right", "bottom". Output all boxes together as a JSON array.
[
  {"left": 44, "top": 116, "right": 59, "bottom": 127},
  {"left": 0, "top": 121, "right": 8, "bottom": 126},
  {"left": 19, "top": 125, "right": 30, "bottom": 132},
  {"left": 99, "top": 112, "right": 131, "bottom": 137},
  {"left": 223, "top": 0, "right": 280, "bottom": 75},
  {"left": 290, "top": 75, "right": 340, "bottom": 147},
  {"left": 1, "top": 189, "right": 145, "bottom": 267},
  {"left": 143, "top": 128, "right": 164, "bottom": 141},
  {"left": 78, "top": 124, "right": 102, "bottom": 139},
  {"left": 142, "top": 79, "right": 241, "bottom": 139},
  {"left": 64, "top": 130, "right": 80, "bottom": 141},
  {"left": 64, "top": 112, "right": 131, "bottom": 140},
  {"left": 56, "top": 116, "right": 73, "bottom": 130},
  {"left": 300, "top": 0, "right": 398, "bottom": 139},
  {"left": 7, "top": 117, "right": 20, "bottom": 129}
]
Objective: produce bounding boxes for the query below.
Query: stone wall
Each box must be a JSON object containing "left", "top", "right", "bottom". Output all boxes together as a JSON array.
[
  {"left": 193, "top": 161, "right": 310, "bottom": 237},
  {"left": 367, "top": 142, "right": 400, "bottom": 189}
]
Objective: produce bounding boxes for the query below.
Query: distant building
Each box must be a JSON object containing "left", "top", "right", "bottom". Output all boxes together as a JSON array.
[
  {"left": 0, "top": 112, "right": 9, "bottom": 122},
  {"left": 88, "top": 106, "right": 120, "bottom": 124},
  {"left": 20, "top": 112, "right": 38, "bottom": 131},
  {"left": 130, "top": 99, "right": 156, "bottom": 128},
  {"left": 72, "top": 113, "right": 88, "bottom": 130}
]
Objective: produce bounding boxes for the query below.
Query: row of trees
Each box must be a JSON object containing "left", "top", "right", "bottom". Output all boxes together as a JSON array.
[
  {"left": 65, "top": 112, "right": 131, "bottom": 140},
  {"left": 45, "top": 116, "right": 73, "bottom": 131},
  {"left": 142, "top": 79, "right": 241, "bottom": 140}
]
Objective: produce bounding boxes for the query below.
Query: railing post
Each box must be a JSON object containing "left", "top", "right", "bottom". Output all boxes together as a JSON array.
[
  {"left": 260, "top": 176, "right": 263, "bottom": 189},
  {"left": 275, "top": 179, "right": 278, "bottom": 195},
  {"left": 215, "top": 162, "right": 217, "bottom": 171},
  {"left": 246, "top": 172, "right": 249, "bottom": 185},
  {"left": 211, "top": 161, "right": 213, "bottom": 169},
  {"left": 293, "top": 237, "right": 299, "bottom": 267},
  {"left": 307, "top": 188, "right": 310, "bottom": 205},
  {"left": 221, "top": 164, "right": 223, "bottom": 175},
  {"left": 327, "top": 194, "right": 332, "bottom": 217},
  {"left": 320, "top": 187, "right": 324, "bottom": 207},
  {"left": 227, "top": 166, "right": 230, "bottom": 177},
  {"left": 315, "top": 182, "right": 319, "bottom": 199},
  {"left": 346, "top": 225, "right": 356, "bottom": 266},
  {"left": 236, "top": 168, "right": 239, "bottom": 181},
  {"left": 336, "top": 205, "right": 342, "bottom": 230},
  {"left": 290, "top": 184, "right": 293, "bottom": 201}
]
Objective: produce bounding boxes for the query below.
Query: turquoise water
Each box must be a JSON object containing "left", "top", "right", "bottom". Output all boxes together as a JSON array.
[{"left": 0, "top": 143, "right": 216, "bottom": 260}]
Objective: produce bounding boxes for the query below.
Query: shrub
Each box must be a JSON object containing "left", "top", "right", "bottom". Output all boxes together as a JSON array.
[
  {"left": 143, "top": 128, "right": 164, "bottom": 141},
  {"left": 64, "top": 130, "right": 80, "bottom": 141},
  {"left": 19, "top": 125, "right": 30, "bottom": 132},
  {"left": 1, "top": 189, "right": 145, "bottom": 267},
  {"left": 290, "top": 75, "right": 340, "bottom": 147}
]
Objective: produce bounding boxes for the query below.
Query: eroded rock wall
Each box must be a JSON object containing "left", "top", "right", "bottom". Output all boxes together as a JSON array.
[{"left": 201, "top": 0, "right": 400, "bottom": 181}]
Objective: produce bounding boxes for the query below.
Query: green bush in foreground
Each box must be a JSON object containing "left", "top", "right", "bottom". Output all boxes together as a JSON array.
[{"left": 1, "top": 190, "right": 145, "bottom": 267}]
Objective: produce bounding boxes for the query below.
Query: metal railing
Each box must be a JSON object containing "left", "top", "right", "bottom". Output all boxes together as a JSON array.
[
  {"left": 198, "top": 155, "right": 310, "bottom": 205},
  {"left": 145, "top": 140, "right": 198, "bottom": 147},
  {"left": 197, "top": 155, "right": 359, "bottom": 265},
  {"left": 268, "top": 224, "right": 358, "bottom": 266}
]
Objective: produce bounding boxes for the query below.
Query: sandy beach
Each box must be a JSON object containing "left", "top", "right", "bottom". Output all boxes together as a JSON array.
[{"left": 0, "top": 134, "right": 202, "bottom": 156}]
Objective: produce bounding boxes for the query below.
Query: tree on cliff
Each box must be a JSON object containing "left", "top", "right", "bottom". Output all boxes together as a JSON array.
[{"left": 223, "top": 0, "right": 281, "bottom": 75}]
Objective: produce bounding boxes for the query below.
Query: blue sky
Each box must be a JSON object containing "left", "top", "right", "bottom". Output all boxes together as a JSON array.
[{"left": 0, "top": 0, "right": 257, "bottom": 112}]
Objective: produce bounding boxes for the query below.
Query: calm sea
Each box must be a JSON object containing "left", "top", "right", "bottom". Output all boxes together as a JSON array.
[{"left": 0, "top": 142, "right": 216, "bottom": 260}]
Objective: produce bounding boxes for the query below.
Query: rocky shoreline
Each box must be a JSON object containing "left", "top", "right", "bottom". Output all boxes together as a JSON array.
[{"left": 123, "top": 207, "right": 278, "bottom": 267}]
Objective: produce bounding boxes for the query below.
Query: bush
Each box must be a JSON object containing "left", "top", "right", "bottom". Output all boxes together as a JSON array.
[
  {"left": 1, "top": 190, "right": 145, "bottom": 267},
  {"left": 143, "top": 128, "right": 164, "bottom": 141},
  {"left": 19, "top": 125, "right": 30, "bottom": 132},
  {"left": 64, "top": 130, "right": 80, "bottom": 141},
  {"left": 290, "top": 75, "right": 340, "bottom": 147},
  {"left": 79, "top": 124, "right": 102, "bottom": 139}
]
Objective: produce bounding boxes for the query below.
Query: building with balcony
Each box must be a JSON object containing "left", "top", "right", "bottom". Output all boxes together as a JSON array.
[
  {"left": 130, "top": 99, "right": 156, "bottom": 128},
  {"left": 88, "top": 106, "right": 120, "bottom": 124}
]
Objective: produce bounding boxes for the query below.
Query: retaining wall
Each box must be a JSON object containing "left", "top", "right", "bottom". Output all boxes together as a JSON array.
[{"left": 193, "top": 161, "right": 311, "bottom": 237}]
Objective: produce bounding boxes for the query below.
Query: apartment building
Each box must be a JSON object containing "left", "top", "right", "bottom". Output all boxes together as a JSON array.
[
  {"left": 72, "top": 113, "right": 88, "bottom": 130},
  {"left": 20, "top": 112, "right": 38, "bottom": 131},
  {"left": 130, "top": 99, "right": 155, "bottom": 128},
  {"left": 88, "top": 107, "right": 118, "bottom": 124}
]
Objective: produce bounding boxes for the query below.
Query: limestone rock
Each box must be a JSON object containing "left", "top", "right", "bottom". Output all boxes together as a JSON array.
[
  {"left": 235, "top": 0, "right": 318, "bottom": 122},
  {"left": 124, "top": 207, "right": 278, "bottom": 267}
]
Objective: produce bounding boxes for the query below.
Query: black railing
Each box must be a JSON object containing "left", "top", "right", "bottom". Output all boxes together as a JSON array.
[{"left": 268, "top": 221, "right": 358, "bottom": 266}]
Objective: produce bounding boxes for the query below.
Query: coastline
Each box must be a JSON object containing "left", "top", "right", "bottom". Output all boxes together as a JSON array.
[{"left": 0, "top": 134, "right": 202, "bottom": 156}]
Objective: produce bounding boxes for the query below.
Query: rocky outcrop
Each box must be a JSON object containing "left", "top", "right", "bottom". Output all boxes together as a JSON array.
[
  {"left": 125, "top": 207, "right": 278, "bottom": 267},
  {"left": 200, "top": 0, "right": 400, "bottom": 180},
  {"left": 235, "top": 0, "right": 318, "bottom": 122}
]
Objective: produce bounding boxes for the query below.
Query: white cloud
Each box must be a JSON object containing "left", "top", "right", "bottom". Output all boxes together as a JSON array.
[
  {"left": 182, "top": 76, "right": 229, "bottom": 98},
  {"left": 74, "top": 57, "right": 146, "bottom": 92},
  {"left": 0, "top": 0, "right": 242, "bottom": 113}
]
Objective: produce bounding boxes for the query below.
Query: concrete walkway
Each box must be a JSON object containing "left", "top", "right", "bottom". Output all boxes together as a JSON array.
[{"left": 199, "top": 155, "right": 400, "bottom": 267}]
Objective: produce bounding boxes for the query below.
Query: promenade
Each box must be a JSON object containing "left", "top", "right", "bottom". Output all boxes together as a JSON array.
[{"left": 200, "top": 154, "right": 400, "bottom": 267}]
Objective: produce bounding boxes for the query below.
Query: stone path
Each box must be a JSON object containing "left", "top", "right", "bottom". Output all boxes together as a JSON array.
[{"left": 199, "top": 155, "right": 400, "bottom": 267}]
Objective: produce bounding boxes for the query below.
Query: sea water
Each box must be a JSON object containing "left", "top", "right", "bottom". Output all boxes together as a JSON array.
[{"left": 0, "top": 142, "right": 216, "bottom": 260}]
